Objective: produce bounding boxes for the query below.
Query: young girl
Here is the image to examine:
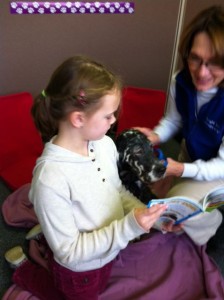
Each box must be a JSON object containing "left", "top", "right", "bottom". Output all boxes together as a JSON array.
[{"left": 5, "top": 55, "right": 168, "bottom": 300}]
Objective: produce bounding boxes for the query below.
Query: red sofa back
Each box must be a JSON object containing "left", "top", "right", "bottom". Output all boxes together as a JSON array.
[
  {"left": 0, "top": 92, "right": 43, "bottom": 190},
  {"left": 116, "top": 86, "right": 166, "bottom": 135}
]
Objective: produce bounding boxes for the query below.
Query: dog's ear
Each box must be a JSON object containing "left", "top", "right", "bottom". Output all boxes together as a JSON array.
[
  {"left": 118, "top": 151, "right": 124, "bottom": 163},
  {"left": 115, "top": 134, "right": 127, "bottom": 152}
]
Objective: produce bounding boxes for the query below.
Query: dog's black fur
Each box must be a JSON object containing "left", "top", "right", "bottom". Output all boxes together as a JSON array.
[{"left": 116, "top": 129, "right": 166, "bottom": 204}]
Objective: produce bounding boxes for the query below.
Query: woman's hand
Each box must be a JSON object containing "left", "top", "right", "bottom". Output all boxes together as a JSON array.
[
  {"left": 134, "top": 204, "right": 167, "bottom": 231},
  {"left": 133, "top": 127, "right": 160, "bottom": 145},
  {"left": 165, "top": 158, "right": 184, "bottom": 177}
]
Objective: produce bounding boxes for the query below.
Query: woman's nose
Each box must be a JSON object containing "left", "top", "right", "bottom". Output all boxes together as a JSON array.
[{"left": 197, "top": 64, "right": 211, "bottom": 77}]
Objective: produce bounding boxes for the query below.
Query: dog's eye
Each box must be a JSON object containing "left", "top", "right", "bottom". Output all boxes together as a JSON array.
[{"left": 133, "top": 146, "right": 144, "bottom": 156}]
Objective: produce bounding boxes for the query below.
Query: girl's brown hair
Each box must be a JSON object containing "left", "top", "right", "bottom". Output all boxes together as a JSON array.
[
  {"left": 179, "top": 5, "right": 224, "bottom": 73},
  {"left": 32, "top": 55, "right": 122, "bottom": 142}
]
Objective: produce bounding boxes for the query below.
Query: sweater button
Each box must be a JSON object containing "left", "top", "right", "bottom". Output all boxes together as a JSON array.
[{"left": 97, "top": 168, "right": 101, "bottom": 171}]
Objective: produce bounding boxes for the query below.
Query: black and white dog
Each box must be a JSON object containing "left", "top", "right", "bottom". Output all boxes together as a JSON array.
[{"left": 116, "top": 129, "right": 167, "bottom": 204}]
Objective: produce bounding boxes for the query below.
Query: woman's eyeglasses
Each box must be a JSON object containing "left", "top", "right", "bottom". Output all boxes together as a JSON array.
[{"left": 187, "top": 53, "right": 223, "bottom": 72}]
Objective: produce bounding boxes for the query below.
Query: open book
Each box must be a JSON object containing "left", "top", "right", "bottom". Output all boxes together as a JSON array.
[{"left": 147, "top": 185, "right": 224, "bottom": 226}]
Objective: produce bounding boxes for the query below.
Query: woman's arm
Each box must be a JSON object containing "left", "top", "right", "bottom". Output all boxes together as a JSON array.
[
  {"left": 182, "top": 137, "right": 224, "bottom": 181},
  {"left": 153, "top": 80, "right": 182, "bottom": 143},
  {"left": 136, "top": 79, "right": 182, "bottom": 145},
  {"left": 165, "top": 137, "right": 224, "bottom": 181}
]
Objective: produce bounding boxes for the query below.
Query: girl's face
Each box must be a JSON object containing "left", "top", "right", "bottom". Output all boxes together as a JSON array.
[
  {"left": 187, "top": 32, "right": 224, "bottom": 91},
  {"left": 82, "top": 89, "right": 121, "bottom": 141}
]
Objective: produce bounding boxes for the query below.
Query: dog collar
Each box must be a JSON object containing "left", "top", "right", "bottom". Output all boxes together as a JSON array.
[{"left": 154, "top": 148, "right": 168, "bottom": 167}]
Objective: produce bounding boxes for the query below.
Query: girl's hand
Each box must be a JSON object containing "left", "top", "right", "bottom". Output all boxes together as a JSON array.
[
  {"left": 162, "top": 221, "right": 183, "bottom": 233},
  {"left": 134, "top": 204, "right": 167, "bottom": 231},
  {"left": 133, "top": 127, "right": 160, "bottom": 145},
  {"left": 165, "top": 158, "right": 184, "bottom": 177}
]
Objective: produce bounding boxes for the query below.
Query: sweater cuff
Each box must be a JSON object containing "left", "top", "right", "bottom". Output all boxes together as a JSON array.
[
  {"left": 181, "top": 163, "right": 198, "bottom": 178},
  {"left": 130, "top": 210, "right": 149, "bottom": 234}
]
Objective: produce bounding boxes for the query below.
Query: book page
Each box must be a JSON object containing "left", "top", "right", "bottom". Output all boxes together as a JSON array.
[{"left": 203, "top": 186, "right": 224, "bottom": 212}]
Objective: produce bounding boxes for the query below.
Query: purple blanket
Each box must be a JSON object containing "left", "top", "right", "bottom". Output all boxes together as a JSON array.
[
  {"left": 3, "top": 232, "right": 224, "bottom": 300},
  {"left": 100, "top": 232, "right": 224, "bottom": 300},
  {"left": 2, "top": 184, "right": 224, "bottom": 300}
]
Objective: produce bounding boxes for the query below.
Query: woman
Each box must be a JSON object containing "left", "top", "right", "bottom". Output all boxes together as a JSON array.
[{"left": 138, "top": 5, "right": 224, "bottom": 245}]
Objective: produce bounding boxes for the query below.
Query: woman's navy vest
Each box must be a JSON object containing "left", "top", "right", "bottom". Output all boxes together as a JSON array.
[{"left": 175, "top": 70, "right": 224, "bottom": 161}]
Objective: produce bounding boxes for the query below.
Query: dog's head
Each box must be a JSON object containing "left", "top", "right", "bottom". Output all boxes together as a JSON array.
[{"left": 116, "top": 129, "right": 166, "bottom": 183}]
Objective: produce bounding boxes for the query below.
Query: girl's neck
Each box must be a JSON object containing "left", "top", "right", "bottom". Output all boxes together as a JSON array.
[{"left": 53, "top": 134, "right": 89, "bottom": 156}]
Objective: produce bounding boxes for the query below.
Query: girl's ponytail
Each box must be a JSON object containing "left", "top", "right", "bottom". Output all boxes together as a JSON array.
[{"left": 31, "top": 91, "right": 58, "bottom": 143}]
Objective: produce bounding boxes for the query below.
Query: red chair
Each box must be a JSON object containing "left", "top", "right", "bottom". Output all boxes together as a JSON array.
[
  {"left": 116, "top": 86, "right": 166, "bottom": 135},
  {"left": 0, "top": 92, "right": 43, "bottom": 190}
]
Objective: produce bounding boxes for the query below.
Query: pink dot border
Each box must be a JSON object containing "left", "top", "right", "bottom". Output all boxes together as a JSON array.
[{"left": 10, "top": 2, "right": 135, "bottom": 14}]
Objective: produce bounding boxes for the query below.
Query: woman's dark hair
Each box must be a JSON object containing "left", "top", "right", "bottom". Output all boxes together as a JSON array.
[
  {"left": 179, "top": 5, "right": 224, "bottom": 77},
  {"left": 31, "top": 55, "right": 122, "bottom": 142}
]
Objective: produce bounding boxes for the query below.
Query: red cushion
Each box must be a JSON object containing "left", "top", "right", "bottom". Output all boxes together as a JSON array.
[
  {"left": 1, "top": 157, "right": 39, "bottom": 191},
  {"left": 116, "top": 86, "right": 166, "bottom": 135},
  {"left": 0, "top": 92, "right": 43, "bottom": 190}
]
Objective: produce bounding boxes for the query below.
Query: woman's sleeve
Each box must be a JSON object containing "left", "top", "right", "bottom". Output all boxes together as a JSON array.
[
  {"left": 153, "top": 77, "right": 182, "bottom": 143},
  {"left": 182, "top": 137, "right": 224, "bottom": 180}
]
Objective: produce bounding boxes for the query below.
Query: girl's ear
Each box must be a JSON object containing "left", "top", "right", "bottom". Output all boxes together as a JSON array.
[{"left": 69, "top": 111, "right": 85, "bottom": 128}]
